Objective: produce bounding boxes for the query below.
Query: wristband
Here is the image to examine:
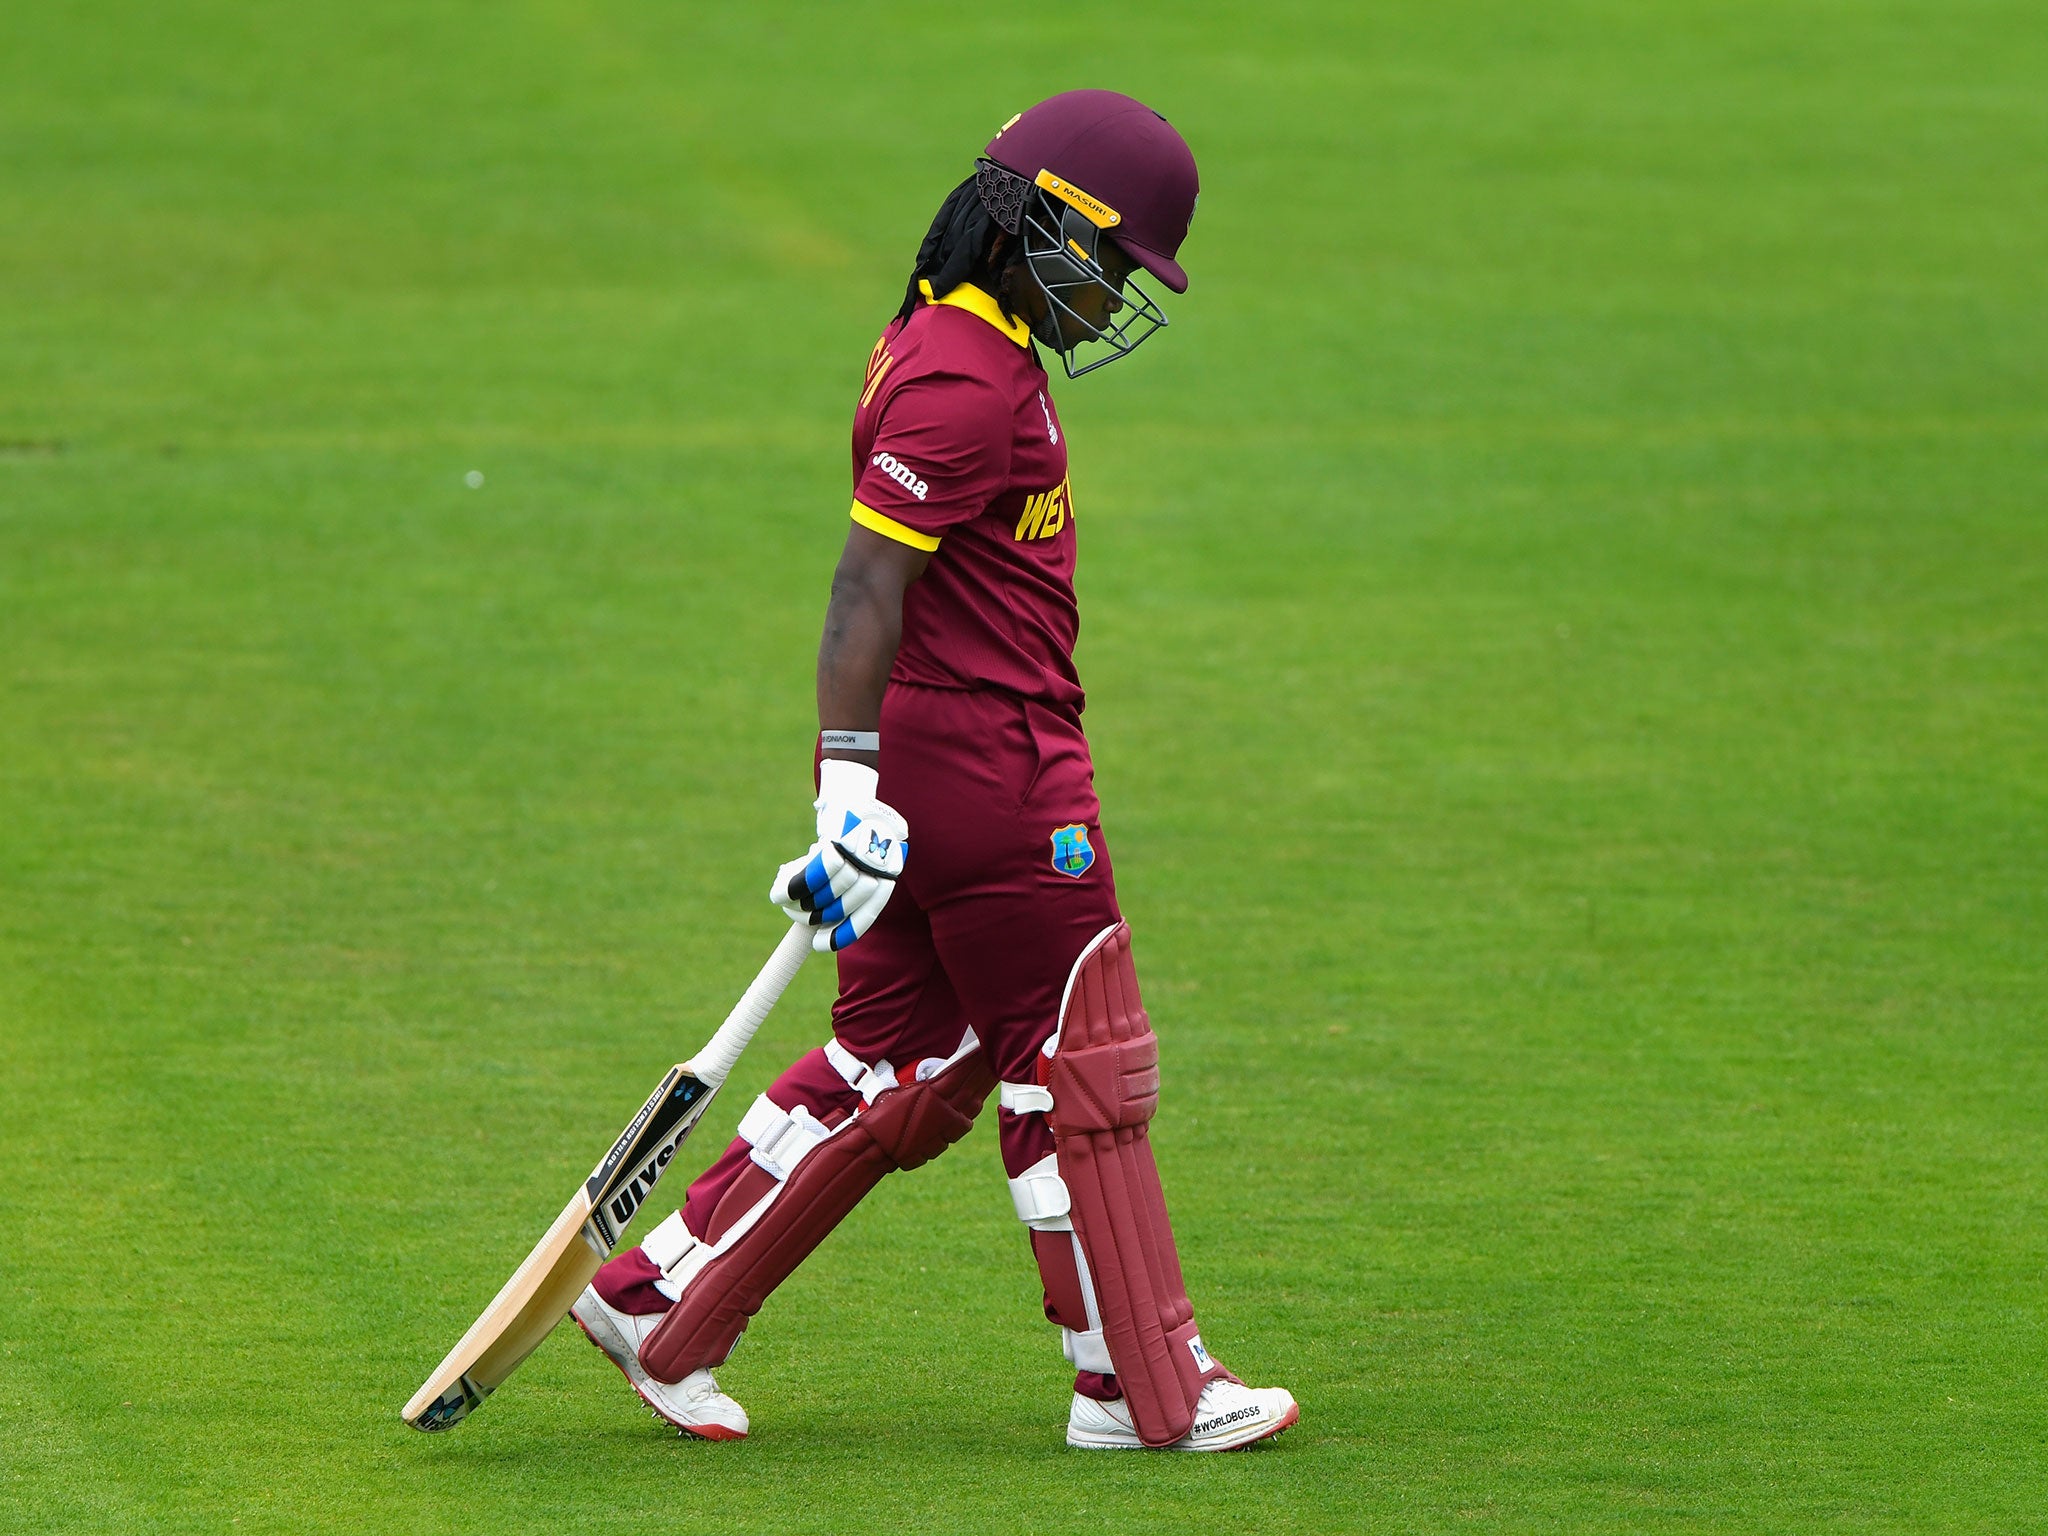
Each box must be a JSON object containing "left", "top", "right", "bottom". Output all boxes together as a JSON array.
[{"left": 820, "top": 730, "right": 881, "bottom": 753}]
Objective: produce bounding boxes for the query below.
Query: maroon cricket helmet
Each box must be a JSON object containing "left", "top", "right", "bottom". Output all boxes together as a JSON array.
[{"left": 982, "top": 90, "right": 1199, "bottom": 293}]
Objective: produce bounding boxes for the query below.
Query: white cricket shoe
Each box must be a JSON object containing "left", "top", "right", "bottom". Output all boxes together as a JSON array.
[
  {"left": 1067, "top": 1378, "right": 1299, "bottom": 1451},
  {"left": 571, "top": 1284, "right": 748, "bottom": 1441}
]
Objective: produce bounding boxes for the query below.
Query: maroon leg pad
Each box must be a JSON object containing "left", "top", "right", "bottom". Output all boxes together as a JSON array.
[
  {"left": 1031, "top": 1229, "right": 1128, "bottom": 1401},
  {"left": 637, "top": 1051, "right": 996, "bottom": 1382},
  {"left": 1047, "top": 923, "right": 1228, "bottom": 1446},
  {"left": 681, "top": 1048, "right": 861, "bottom": 1241},
  {"left": 1028, "top": 1228, "right": 1093, "bottom": 1332},
  {"left": 703, "top": 1161, "right": 781, "bottom": 1244}
]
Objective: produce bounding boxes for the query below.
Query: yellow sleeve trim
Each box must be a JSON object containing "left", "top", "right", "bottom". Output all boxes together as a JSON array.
[{"left": 850, "top": 499, "right": 942, "bottom": 552}]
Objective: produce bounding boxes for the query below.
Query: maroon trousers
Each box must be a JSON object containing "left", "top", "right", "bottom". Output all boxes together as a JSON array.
[{"left": 678, "top": 682, "right": 1123, "bottom": 1383}]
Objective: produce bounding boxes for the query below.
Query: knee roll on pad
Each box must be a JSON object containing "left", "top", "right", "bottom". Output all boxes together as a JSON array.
[
  {"left": 637, "top": 1035, "right": 995, "bottom": 1383},
  {"left": 1038, "top": 922, "right": 1228, "bottom": 1446}
]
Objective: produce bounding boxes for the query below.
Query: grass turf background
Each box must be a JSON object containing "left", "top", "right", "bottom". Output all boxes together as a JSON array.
[{"left": 3, "top": 1, "right": 2045, "bottom": 1530}]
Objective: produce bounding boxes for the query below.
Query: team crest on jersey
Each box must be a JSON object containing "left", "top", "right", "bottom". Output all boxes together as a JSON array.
[{"left": 1050, "top": 823, "right": 1095, "bottom": 877}]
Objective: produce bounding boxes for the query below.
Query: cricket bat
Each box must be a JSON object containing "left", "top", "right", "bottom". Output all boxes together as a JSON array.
[{"left": 402, "top": 920, "right": 814, "bottom": 1431}]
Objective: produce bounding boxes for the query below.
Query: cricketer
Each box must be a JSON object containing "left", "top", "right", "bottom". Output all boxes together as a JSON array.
[{"left": 570, "top": 90, "right": 1299, "bottom": 1451}]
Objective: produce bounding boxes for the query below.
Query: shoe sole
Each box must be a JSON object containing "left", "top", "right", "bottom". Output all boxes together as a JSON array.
[
  {"left": 571, "top": 1306, "right": 745, "bottom": 1442},
  {"left": 1068, "top": 1399, "right": 1300, "bottom": 1452},
  {"left": 1197, "top": 1398, "right": 1299, "bottom": 1451}
]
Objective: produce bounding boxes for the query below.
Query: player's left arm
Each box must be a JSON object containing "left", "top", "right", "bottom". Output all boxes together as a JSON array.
[
  {"left": 815, "top": 524, "right": 931, "bottom": 773},
  {"left": 773, "top": 370, "right": 1001, "bottom": 951},
  {"left": 770, "top": 524, "right": 929, "bottom": 951}
]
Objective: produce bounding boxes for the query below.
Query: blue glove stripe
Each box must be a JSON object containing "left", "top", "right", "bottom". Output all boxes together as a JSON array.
[
  {"left": 802, "top": 853, "right": 833, "bottom": 898},
  {"left": 815, "top": 895, "right": 849, "bottom": 927},
  {"left": 830, "top": 918, "right": 858, "bottom": 950}
]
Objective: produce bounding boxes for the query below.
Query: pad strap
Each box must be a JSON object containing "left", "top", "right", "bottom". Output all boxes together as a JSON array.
[
  {"left": 737, "top": 1094, "right": 832, "bottom": 1181},
  {"left": 999, "top": 1080, "right": 1055, "bottom": 1115},
  {"left": 641, "top": 1209, "right": 699, "bottom": 1301},
  {"left": 1063, "top": 1325, "right": 1114, "bottom": 1374},
  {"left": 823, "top": 1037, "right": 899, "bottom": 1103},
  {"left": 1007, "top": 1153, "right": 1073, "bottom": 1229},
  {"left": 642, "top": 1209, "right": 695, "bottom": 1271},
  {"left": 822, "top": 1038, "right": 866, "bottom": 1087}
]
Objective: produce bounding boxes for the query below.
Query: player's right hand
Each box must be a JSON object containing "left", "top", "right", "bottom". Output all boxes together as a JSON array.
[{"left": 770, "top": 758, "right": 908, "bottom": 952}]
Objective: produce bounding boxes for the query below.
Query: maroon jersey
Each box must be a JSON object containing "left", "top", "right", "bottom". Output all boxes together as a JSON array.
[{"left": 849, "top": 281, "right": 1080, "bottom": 714}]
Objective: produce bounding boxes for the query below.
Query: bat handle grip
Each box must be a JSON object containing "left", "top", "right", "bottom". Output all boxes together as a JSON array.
[{"left": 686, "top": 921, "right": 814, "bottom": 1089}]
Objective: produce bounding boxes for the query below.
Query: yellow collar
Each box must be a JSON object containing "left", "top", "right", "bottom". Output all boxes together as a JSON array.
[{"left": 919, "top": 278, "right": 1032, "bottom": 348}]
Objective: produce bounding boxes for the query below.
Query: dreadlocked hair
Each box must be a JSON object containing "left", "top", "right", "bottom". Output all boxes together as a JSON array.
[{"left": 895, "top": 172, "right": 1008, "bottom": 323}]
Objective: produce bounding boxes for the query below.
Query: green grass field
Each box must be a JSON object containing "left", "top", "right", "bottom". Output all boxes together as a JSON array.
[{"left": 4, "top": 2, "right": 2045, "bottom": 1531}]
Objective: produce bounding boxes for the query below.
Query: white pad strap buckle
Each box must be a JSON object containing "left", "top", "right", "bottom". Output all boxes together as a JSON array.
[
  {"left": 641, "top": 1209, "right": 696, "bottom": 1271},
  {"left": 821, "top": 1036, "right": 898, "bottom": 1104},
  {"left": 822, "top": 1037, "right": 866, "bottom": 1089},
  {"left": 1063, "top": 1326, "right": 1114, "bottom": 1374},
  {"left": 999, "top": 1080, "right": 1054, "bottom": 1115},
  {"left": 1007, "top": 1153, "right": 1073, "bottom": 1230},
  {"left": 736, "top": 1093, "right": 831, "bottom": 1181},
  {"left": 640, "top": 1209, "right": 700, "bottom": 1301}
]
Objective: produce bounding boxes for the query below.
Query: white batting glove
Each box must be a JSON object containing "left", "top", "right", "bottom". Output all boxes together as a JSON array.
[{"left": 770, "top": 758, "right": 908, "bottom": 952}]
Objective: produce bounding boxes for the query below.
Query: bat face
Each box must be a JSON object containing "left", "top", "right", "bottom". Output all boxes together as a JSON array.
[{"left": 586, "top": 1071, "right": 712, "bottom": 1247}]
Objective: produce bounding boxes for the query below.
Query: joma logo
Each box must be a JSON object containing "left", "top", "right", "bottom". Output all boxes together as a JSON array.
[
  {"left": 871, "top": 452, "right": 928, "bottom": 501},
  {"left": 1014, "top": 479, "right": 1072, "bottom": 542}
]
